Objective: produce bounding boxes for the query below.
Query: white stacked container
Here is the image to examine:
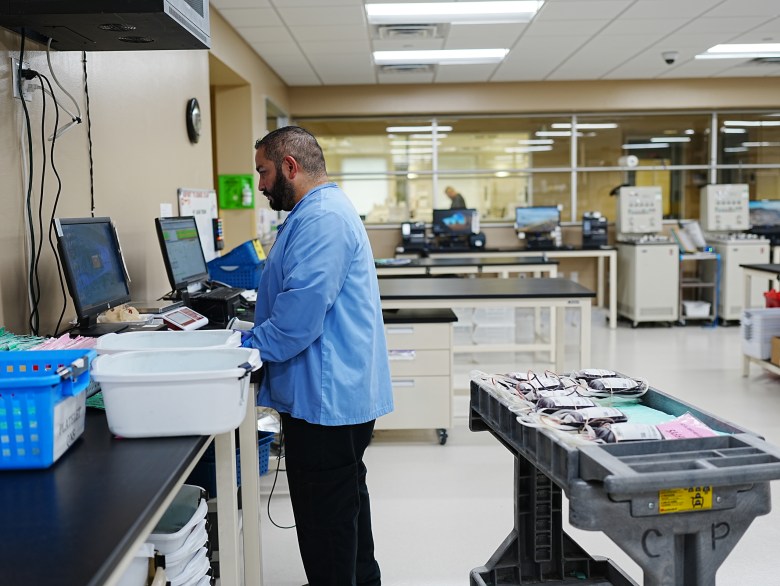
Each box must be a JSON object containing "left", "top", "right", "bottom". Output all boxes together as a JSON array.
[{"left": 741, "top": 307, "right": 780, "bottom": 359}]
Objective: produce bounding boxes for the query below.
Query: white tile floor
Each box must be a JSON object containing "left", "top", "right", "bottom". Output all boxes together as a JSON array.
[{"left": 257, "top": 309, "right": 780, "bottom": 585}]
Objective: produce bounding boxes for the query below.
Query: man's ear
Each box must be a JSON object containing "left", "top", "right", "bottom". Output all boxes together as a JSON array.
[{"left": 283, "top": 155, "right": 299, "bottom": 179}]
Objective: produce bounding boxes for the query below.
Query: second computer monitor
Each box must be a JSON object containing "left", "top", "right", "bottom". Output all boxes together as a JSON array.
[
  {"left": 515, "top": 206, "right": 560, "bottom": 234},
  {"left": 155, "top": 216, "right": 210, "bottom": 293},
  {"left": 432, "top": 208, "right": 478, "bottom": 236}
]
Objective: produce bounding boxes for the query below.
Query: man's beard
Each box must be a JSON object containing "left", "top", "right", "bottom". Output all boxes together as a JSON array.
[{"left": 265, "top": 168, "right": 297, "bottom": 212}]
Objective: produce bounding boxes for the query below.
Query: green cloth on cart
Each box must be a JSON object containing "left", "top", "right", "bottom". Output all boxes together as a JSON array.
[{"left": 595, "top": 398, "right": 677, "bottom": 425}]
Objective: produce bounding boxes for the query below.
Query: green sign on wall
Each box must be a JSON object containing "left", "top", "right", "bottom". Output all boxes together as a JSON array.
[{"left": 218, "top": 174, "right": 255, "bottom": 209}]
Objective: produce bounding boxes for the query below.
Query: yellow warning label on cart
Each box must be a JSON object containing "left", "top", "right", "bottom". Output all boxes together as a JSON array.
[{"left": 658, "top": 486, "right": 713, "bottom": 514}]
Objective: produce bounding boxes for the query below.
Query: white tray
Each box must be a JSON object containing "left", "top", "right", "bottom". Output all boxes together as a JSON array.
[{"left": 91, "top": 348, "right": 261, "bottom": 437}]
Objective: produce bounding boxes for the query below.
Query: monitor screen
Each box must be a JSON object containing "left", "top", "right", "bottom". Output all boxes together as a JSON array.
[
  {"left": 55, "top": 217, "right": 131, "bottom": 326},
  {"left": 515, "top": 206, "right": 560, "bottom": 233},
  {"left": 432, "top": 208, "right": 478, "bottom": 236},
  {"left": 155, "top": 216, "right": 210, "bottom": 291},
  {"left": 749, "top": 200, "right": 780, "bottom": 227}
]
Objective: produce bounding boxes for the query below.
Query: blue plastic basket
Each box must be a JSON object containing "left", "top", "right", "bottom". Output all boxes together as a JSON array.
[
  {"left": 207, "top": 239, "right": 266, "bottom": 289},
  {"left": 186, "top": 430, "right": 275, "bottom": 497},
  {"left": 0, "top": 349, "right": 96, "bottom": 469}
]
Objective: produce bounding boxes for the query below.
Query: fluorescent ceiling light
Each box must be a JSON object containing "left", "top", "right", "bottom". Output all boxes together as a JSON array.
[
  {"left": 724, "top": 147, "right": 748, "bottom": 153},
  {"left": 391, "top": 140, "right": 442, "bottom": 146},
  {"left": 721, "top": 127, "right": 747, "bottom": 134},
  {"left": 723, "top": 120, "right": 780, "bottom": 127},
  {"left": 518, "top": 139, "right": 554, "bottom": 145},
  {"left": 386, "top": 125, "right": 453, "bottom": 133},
  {"left": 742, "top": 142, "right": 780, "bottom": 147},
  {"left": 495, "top": 171, "right": 511, "bottom": 178},
  {"left": 365, "top": 1, "right": 543, "bottom": 25},
  {"left": 407, "top": 173, "right": 419, "bottom": 179},
  {"left": 684, "top": 129, "right": 695, "bottom": 135},
  {"left": 410, "top": 133, "right": 447, "bottom": 139},
  {"left": 505, "top": 146, "right": 553, "bottom": 153},
  {"left": 623, "top": 143, "right": 669, "bottom": 149},
  {"left": 390, "top": 148, "right": 433, "bottom": 155},
  {"left": 696, "top": 43, "right": 780, "bottom": 59},
  {"left": 650, "top": 136, "right": 690, "bottom": 143},
  {"left": 535, "top": 131, "right": 582, "bottom": 137},
  {"left": 374, "top": 49, "right": 509, "bottom": 65},
  {"left": 551, "top": 123, "right": 618, "bottom": 130}
]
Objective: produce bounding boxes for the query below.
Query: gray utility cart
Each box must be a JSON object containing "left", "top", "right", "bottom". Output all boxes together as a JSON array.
[{"left": 469, "top": 378, "right": 780, "bottom": 586}]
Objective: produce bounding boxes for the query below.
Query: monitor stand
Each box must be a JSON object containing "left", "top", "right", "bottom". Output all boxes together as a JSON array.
[{"left": 69, "top": 317, "right": 128, "bottom": 338}]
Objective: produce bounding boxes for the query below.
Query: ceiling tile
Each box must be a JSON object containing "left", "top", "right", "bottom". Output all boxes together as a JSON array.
[
  {"left": 212, "top": 0, "right": 272, "bottom": 8},
  {"left": 274, "top": 6, "right": 366, "bottom": 26},
  {"left": 299, "top": 40, "right": 371, "bottom": 54},
  {"left": 235, "top": 27, "right": 295, "bottom": 43},
  {"left": 248, "top": 41, "right": 303, "bottom": 57},
  {"left": 378, "top": 71, "right": 436, "bottom": 84},
  {"left": 600, "top": 18, "right": 686, "bottom": 35},
  {"left": 372, "top": 39, "right": 446, "bottom": 51},
  {"left": 289, "top": 24, "right": 369, "bottom": 42},
  {"left": 217, "top": 7, "right": 282, "bottom": 27},
  {"left": 525, "top": 19, "right": 611, "bottom": 36},
  {"left": 705, "top": 0, "right": 780, "bottom": 17},
  {"left": 677, "top": 16, "right": 769, "bottom": 35},
  {"left": 538, "top": 1, "right": 632, "bottom": 20},
  {"left": 444, "top": 23, "right": 527, "bottom": 47},
  {"left": 434, "top": 63, "right": 496, "bottom": 83},
  {"left": 620, "top": 0, "right": 716, "bottom": 19}
]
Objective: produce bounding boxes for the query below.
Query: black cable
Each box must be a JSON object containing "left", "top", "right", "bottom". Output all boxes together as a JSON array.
[
  {"left": 266, "top": 414, "right": 295, "bottom": 530},
  {"left": 18, "top": 32, "right": 39, "bottom": 336},
  {"left": 29, "top": 71, "right": 50, "bottom": 336},
  {"left": 81, "top": 51, "right": 95, "bottom": 216},
  {"left": 37, "top": 73, "right": 68, "bottom": 336}
]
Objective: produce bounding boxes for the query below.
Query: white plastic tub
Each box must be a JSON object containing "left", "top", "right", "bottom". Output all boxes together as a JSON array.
[
  {"left": 147, "top": 485, "right": 208, "bottom": 554},
  {"left": 116, "top": 542, "right": 154, "bottom": 586},
  {"left": 96, "top": 330, "right": 241, "bottom": 355},
  {"left": 91, "top": 348, "right": 261, "bottom": 437},
  {"left": 682, "top": 300, "right": 711, "bottom": 318}
]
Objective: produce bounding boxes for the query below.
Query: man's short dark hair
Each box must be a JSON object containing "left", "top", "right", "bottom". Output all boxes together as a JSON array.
[{"left": 255, "top": 126, "right": 327, "bottom": 177}]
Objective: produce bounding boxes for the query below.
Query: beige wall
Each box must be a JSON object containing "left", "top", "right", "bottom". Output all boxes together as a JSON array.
[
  {"left": 0, "top": 11, "right": 287, "bottom": 335},
  {"left": 289, "top": 78, "right": 780, "bottom": 117}
]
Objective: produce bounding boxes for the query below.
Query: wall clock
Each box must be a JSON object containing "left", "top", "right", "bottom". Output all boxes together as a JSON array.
[{"left": 186, "top": 98, "right": 201, "bottom": 144}]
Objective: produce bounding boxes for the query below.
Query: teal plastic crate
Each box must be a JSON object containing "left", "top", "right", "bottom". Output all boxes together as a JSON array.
[
  {"left": 0, "top": 350, "right": 96, "bottom": 469},
  {"left": 207, "top": 239, "right": 265, "bottom": 289}
]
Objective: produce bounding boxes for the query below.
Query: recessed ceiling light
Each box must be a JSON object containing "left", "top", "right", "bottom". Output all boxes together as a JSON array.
[
  {"left": 723, "top": 120, "right": 780, "bottom": 127},
  {"left": 535, "top": 131, "right": 582, "bottom": 137},
  {"left": 721, "top": 128, "right": 747, "bottom": 134},
  {"left": 505, "top": 146, "right": 553, "bottom": 153},
  {"left": 650, "top": 137, "right": 690, "bottom": 143},
  {"left": 696, "top": 43, "right": 780, "bottom": 59},
  {"left": 518, "top": 139, "right": 554, "bottom": 145},
  {"left": 551, "top": 123, "right": 617, "bottom": 130},
  {"left": 623, "top": 143, "right": 669, "bottom": 149},
  {"left": 374, "top": 49, "right": 509, "bottom": 65},
  {"left": 386, "top": 126, "right": 453, "bottom": 132},
  {"left": 365, "top": 1, "right": 544, "bottom": 25},
  {"left": 495, "top": 171, "right": 511, "bottom": 178}
]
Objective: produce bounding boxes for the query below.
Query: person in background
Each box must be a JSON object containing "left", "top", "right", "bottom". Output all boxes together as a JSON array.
[
  {"left": 444, "top": 185, "right": 467, "bottom": 209},
  {"left": 242, "top": 126, "right": 393, "bottom": 586}
]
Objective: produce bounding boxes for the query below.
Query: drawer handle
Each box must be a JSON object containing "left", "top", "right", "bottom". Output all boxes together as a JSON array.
[
  {"left": 387, "top": 326, "right": 414, "bottom": 335},
  {"left": 391, "top": 379, "right": 415, "bottom": 388},
  {"left": 388, "top": 350, "right": 416, "bottom": 361}
]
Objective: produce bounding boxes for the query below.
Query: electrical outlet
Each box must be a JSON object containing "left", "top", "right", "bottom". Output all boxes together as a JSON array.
[{"left": 11, "top": 57, "right": 32, "bottom": 101}]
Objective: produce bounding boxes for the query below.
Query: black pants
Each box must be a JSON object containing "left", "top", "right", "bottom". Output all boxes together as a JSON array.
[{"left": 280, "top": 413, "right": 381, "bottom": 586}]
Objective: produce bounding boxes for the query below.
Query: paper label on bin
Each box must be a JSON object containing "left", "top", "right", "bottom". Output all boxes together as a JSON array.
[
  {"left": 610, "top": 423, "right": 663, "bottom": 442},
  {"left": 53, "top": 393, "right": 86, "bottom": 461},
  {"left": 659, "top": 486, "right": 713, "bottom": 514}
]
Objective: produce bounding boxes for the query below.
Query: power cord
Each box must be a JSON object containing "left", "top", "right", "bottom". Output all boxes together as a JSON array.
[{"left": 266, "top": 415, "right": 295, "bottom": 530}]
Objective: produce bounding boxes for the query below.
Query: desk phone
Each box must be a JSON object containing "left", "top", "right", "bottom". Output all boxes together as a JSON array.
[{"left": 162, "top": 307, "right": 208, "bottom": 331}]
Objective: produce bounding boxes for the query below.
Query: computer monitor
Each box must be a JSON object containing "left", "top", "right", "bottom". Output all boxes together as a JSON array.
[
  {"left": 54, "top": 217, "right": 132, "bottom": 336},
  {"left": 749, "top": 200, "right": 780, "bottom": 227},
  {"left": 155, "top": 216, "right": 210, "bottom": 295},
  {"left": 515, "top": 206, "right": 560, "bottom": 234},
  {"left": 432, "top": 208, "right": 478, "bottom": 236}
]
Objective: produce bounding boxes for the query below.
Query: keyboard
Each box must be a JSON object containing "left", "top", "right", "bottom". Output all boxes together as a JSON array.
[{"left": 196, "top": 286, "right": 244, "bottom": 301}]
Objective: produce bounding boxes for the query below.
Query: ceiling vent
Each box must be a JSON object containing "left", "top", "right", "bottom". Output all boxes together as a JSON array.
[
  {"left": 373, "top": 24, "right": 446, "bottom": 41},
  {"left": 379, "top": 64, "right": 436, "bottom": 74}
]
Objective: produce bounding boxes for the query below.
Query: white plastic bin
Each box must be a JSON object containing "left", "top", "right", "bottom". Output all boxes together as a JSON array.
[
  {"left": 95, "top": 330, "right": 241, "bottom": 355},
  {"left": 147, "top": 485, "right": 208, "bottom": 555},
  {"left": 170, "top": 554, "right": 211, "bottom": 586},
  {"left": 116, "top": 542, "right": 154, "bottom": 586},
  {"left": 91, "top": 348, "right": 260, "bottom": 437},
  {"left": 682, "top": 300, "right": 711, "bottom": 318}
]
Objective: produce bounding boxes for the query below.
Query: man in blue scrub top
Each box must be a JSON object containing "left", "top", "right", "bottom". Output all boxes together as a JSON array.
[{"left": 243, "top": 126, "right": 393, "bottom": 586}]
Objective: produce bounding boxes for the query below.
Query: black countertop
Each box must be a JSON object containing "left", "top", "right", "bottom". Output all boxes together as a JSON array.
[
  {"left": 382, "top": 308, "right": 458, "bottom": 323},
  {"left": 741, "top": 263, "right": 780, "bottom": 274},
  {"left": 377, "top": 256, "right": 557, "bottom": 269},
  {"left": 0, "top": 409, "right": 209, "bottom": 585},
  {"left": 379, "top": 277, "right": 595, "bottom": 301}
]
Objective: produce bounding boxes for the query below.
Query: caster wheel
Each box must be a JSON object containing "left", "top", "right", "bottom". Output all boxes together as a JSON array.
[{"left": 437, "top": 429, "right": 448, "bottom": 445}]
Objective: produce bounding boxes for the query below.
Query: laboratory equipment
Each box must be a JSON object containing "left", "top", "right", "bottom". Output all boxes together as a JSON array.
[
  {"left": 614, "top": 186, "right": 679, "bottom": 326},
  {"left": 700, "top": 185, "right": 770, "bottom": 321},
  {"left": 54, "top": 217, "right": 132, "bottom": 337},
  {"left": 515, "top": 206, "right": 561, "bottom": 250},
  {"left": 581, "top": 211, "right": 608, "bottom": 249}
]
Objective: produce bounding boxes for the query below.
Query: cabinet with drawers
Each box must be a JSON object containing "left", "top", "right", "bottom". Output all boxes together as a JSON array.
[{"left": 377, "top": 309, "right": 455, "bottom": 444}]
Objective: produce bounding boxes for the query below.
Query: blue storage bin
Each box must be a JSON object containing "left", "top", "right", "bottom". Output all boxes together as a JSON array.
[
  {"left": 207, "top": 239, "right": 265, "bottom": 289},
  {"left": 0, "top": 349, "right": 96, "bottom": 469}
]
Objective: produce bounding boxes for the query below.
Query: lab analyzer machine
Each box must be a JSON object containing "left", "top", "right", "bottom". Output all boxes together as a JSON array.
[
  {"left": 615, "top": 186, "right": 679, "bottom": 326},
  {"left": 700, "top": 184, "right": 769, "bottom": 321}
]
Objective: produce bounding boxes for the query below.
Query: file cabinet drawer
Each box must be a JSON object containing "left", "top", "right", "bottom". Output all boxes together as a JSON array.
[
  {"left": 384, "top": 323, "right": 452, "bottom": 350},
  {"left": 388, "top": 349, "right": 450, "bottom": 376},
  {"left": 375, "top": 376, "right": 451, "bottom": 430}
]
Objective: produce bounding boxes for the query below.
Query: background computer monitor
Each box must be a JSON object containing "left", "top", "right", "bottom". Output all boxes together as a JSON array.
[
  {"left": 515, "top": 206, "right": 560, "bottom": 233},
  {"left": 749, "top": 200, "right": 780, "bottom": 227},
  {"left": 432, "top": 208, "right": 478, "bottom": 236},
  {"left": 155, "top": 216, "right": 210, "bottom": 294},
  {"left": 54, "top": 217, "right": 131, "bottom": 335}
]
